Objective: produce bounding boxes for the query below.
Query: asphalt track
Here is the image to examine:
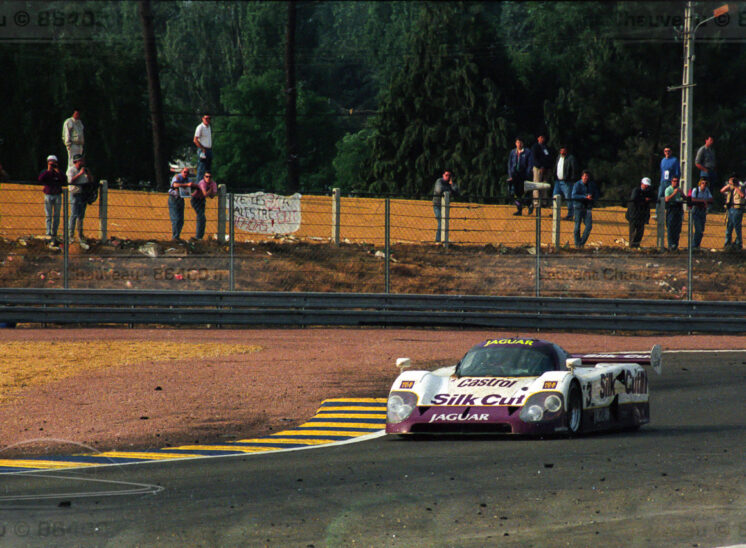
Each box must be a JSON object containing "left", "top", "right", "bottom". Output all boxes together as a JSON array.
[{"left": 0, "top": 351, "right": 744, "bottom": 547}]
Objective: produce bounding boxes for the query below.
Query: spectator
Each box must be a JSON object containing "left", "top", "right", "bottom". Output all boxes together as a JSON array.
[
  {"left": 695, "top": 135, "right": 717, "bottom": 187},
  {"left": 62, "top": 109, "right": 84, "bottom": 172},
  {"left": 626, "top": 177, "right": 655, "bottom": 248},
  {"left": 689, "top": 178, "right": 713, "bottom": 249},
  {"left": 507, "top": 138, "right": 533, "bottom": 216},
  {"left": 664, "top": 176, "right": 684, "bottom": 251},
  {"left": 0, "top": 162, "right": 8, "bottom": 181},
  {"left": 38, "top": 154, "right": 66, "bottom": 243},
  {"left": 66, "top": 153, "right": 93, "bottom": 249},
  {"left": 553, "top": 144, "right": 578, "bottom": 220},
  {"left": 571, "top": 170, "right": 599, "bottom": 248},
  {"left": 193, "top": 113, "right": 212, "bottom": 185},
  {"left": 168, "top": 167, "right": 193, "bottom": 241},
  {"left": 432, "top": 170, "right": 458, "bottom": 243},
  {"left": 191, "top": 171, "right": 217, "bottom": 240},
  {"left": 658, "top": 146, "right": 681, "bottom": 200},
  {"left": 720, "top": 173, "right": 744, "bottom": 249},
  {"left": 531, "top": 134, "right": 552, "bottom": 183}
]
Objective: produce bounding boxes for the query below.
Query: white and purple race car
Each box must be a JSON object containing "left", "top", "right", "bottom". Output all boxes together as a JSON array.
[{"left": 386, "top": 337, "right": 662, "bottom": 436}]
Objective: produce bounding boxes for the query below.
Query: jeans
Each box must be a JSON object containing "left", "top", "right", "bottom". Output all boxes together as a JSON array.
[
  {"left": 725, "top": 207, "right": 743, "bottom": 248},
  {"left": 691, "top": 208, "right": 707, "bottom": 248},
  {"left": 196, "top": 148, "right": 213, "bottom": 185},
  {"left": 69, "top": 194, "right": 87, "bottom": 238},
  {"left": 168, "top": 195, "right": 185, "bottom": 239},
  {"left": 191, "top": 197, "right": 206, "bottom": 239},
  {"left": 666, "top": 206, "right": 683, "bottom": 250},
  {"left": 433, "top": 204, "right": 442, "bottom": 242},
  {"left": 552, "top": 181, "right": 573, "bottom": 217},
  {"left": 573, "top": 207, "right": 592, "bottom": 247},
  {"left": 44, "top": 193, "right": 62, "bottom": 238}
]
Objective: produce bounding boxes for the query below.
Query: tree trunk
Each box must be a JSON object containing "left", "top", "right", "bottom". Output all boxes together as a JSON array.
[
  {"left": 138, "top": 0, "right": 168, "bottom": 192},
  {"left": 285, "top": 0, "right": 299, "bottom": 194}
]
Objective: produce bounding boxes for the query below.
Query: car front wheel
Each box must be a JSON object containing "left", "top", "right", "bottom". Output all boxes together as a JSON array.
[{"left": 567, "top": 383, "right": 583, "bottom": 435}]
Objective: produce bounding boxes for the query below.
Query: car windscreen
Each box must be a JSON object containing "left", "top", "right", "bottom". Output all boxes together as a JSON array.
[{"left": 457, "top": 345, "right": 555, "bottom": 377}]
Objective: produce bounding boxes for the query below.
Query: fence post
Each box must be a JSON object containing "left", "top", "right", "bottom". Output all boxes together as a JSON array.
[
  {"left": 687, "top": 204, "right": 692, "bottom": 301},
  {"left": 332, "top": 188, "right": 341, "bottom": 245},
  {"left": 229, "top": 193, "right": 235, "bottom": 291},
  {"left": 442, "top": 191, "right": 450, "bottom": 247},
  {"left": 656, "top": 198, "right": 665, "bottom": 250},
  {"left": 63, "top": 189, "right": 69, "bottom": 289},
  {"left": 552, "top": 194, "right": 561, "bottom": 248},
  {"left": 99, "top": 179, "right": 108, "bottom": 241},
  {"left": 385, "top": 197, "right": 390, "bottom": 293},
  {"left": 217, "top": 184, "right": 227, "bottom": 244}
]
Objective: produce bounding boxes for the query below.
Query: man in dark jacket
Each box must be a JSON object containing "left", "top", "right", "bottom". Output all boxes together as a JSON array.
[
  {"left": 571, "top": 170, "right": 600, "bottom": 248},
  {"left": 626, "top": 177, "right": 656, "bottom": 248},
  {"left": 432, "top": 170, "right": 458, "bottom": 242},
  {"left": 38, "top": 154, "right": 66, "bottom": 243},
  {"left": 507, "top": 138, "right": 533, "bottom": 216}
]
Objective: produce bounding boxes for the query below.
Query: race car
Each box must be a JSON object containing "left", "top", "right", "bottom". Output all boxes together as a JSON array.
[{"left": 386, "top": 337, "right": 662, "bottom": 436}]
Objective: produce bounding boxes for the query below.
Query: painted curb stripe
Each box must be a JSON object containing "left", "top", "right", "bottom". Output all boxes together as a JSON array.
[{"left": 0, "top": 398, "right": 387, "bottom": 473}]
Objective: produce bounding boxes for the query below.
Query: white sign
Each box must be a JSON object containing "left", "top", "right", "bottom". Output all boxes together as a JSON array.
[{"left": 233, "top": 192, "right": 302, "bottom": 234}]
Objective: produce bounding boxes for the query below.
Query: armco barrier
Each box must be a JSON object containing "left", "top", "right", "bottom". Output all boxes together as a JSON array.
[{"left": 1, "top": 289, "right": 745, "bottom": 333}]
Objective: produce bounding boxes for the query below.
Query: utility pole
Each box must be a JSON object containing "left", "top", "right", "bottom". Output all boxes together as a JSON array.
[
  {"left": 285, "top": 0, "right": 299, "bottom": 194},
  {"left": 679, "top": 1, "right": 694, "bottom": 196}
]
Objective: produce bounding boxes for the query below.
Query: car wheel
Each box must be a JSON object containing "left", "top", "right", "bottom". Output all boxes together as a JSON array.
[{"left": 567, "top": 383, "right": 583, "bottom": 435}]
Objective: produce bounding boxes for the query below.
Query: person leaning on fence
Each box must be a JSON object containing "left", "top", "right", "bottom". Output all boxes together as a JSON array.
[
  {"left": 571, "top": 170, "right": 599, "bottom": 248},
  {"left": 553, "top": 144, "right": 578, "bottom": 220},
  {"left": 664, "top": 176, "right": 684, "bottom": 251},
  {"left": 432, "top": 170, "right": 458, "bottom": 243},
  {"left": 66, "top": 153, "right": 94, "bottom": 249},
  {"left": 720, "top": 173, "right": 744, "bottom": 249},
  {"left": 38, "top": 154, "right": 66, "bottom": 244},
  {"left": 190, "top": 171, "right": 217, "bottom": 240},
  {"left": 168, "top": 167, "right": 193, "bottom": 241},
  {"left": 688, "top": 178, "right": 713, "bottom": 249},
  {"left": 626, "top": 177, "right": 655, "bottom": 248}
]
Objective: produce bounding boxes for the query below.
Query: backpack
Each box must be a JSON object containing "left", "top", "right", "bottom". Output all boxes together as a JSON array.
[{"left": 82, "top": 182, "right": 99, "bottom": 205}]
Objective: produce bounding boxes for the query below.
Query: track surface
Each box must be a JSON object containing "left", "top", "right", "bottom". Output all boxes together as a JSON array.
[{"left": 0, "top": 351, "right": 744, "bottom": 547}]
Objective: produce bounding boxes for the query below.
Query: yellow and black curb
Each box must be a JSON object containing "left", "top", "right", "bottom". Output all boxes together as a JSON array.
[{"left": 0, "top": 398, "right": 387, "bottom": 474}]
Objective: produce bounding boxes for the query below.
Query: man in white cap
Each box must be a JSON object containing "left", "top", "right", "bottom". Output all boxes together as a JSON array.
[
  {"left": 626, "top": 177, "right": 655, "bottom": 248},
  {"left": 37, "top": 154, "right": 66, "bottom": 243}
]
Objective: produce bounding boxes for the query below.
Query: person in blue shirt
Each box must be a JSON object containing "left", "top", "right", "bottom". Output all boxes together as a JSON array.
[
  {"left": 571, "top": 170, "right": 600, "bottom": 248},
  {"left": 658, "top": 146, "right": 681, "bottom": 199},
  {"left": 689, "top": 178, "right": 714, "bottom": 249}
]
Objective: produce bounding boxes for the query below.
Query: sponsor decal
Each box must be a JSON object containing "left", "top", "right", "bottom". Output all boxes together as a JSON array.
[
  {"left": 457, "top": 378, "right": 518, "bottom": 388},
  {"left": 429, "top": 412, "right": 489, "bottom": 423},
  {"left": 543, "top": 381, "right": 558, "bottom": 389},
  {"left": 593, "top": 407, "right": 611, "bottom": 424},
  {"left": 431, "top": 393, "right": 526, "bottom": 406},
  {"left": 484, "top": 338, "right": 534, "bottom": 347},
  {"left": 399, "top": 380, "right": 415, "bottom": 389},
  {"left": 624, "top": 370, "right": 648, "bottom": 394}
]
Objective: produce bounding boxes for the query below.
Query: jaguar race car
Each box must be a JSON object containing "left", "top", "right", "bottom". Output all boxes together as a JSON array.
[{"left": 386, "top": 338, "right": 662, "bottom": 436}]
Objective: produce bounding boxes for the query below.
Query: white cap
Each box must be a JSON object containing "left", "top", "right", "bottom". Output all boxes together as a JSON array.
[
  {"left": 641, "top": 177, "right": 651, "bottom": 186},
  {"left": 47, "top": 155, "right": 58, "bottom": 162}
]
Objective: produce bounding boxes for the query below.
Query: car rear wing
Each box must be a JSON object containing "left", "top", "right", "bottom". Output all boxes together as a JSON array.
[{"left": 570, "top": 344, "right": 662, "bottom": 375}]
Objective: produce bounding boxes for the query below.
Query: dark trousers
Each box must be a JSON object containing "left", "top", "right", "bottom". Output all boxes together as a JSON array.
[
  {"left": 191, "top": 197, "right": 206, "bottom": 239},
  {"left": 629, "top": 221, "right": 645, "bottom": 247},
  {"left": 196, "top": 148, "right": 213, "bottom": 184},
  {"left": 168, "top": 195, "right": 185, "bottom": 239},
  {"left": 573, "top": 207, "right": 592, "bottom": 247},
  {"left": 433, "top": 204, "right": 442, "bottom": 242},
  {"left": 666, "top": 206, "right": 683, "bottom": 250},
  {"left": 691, "top": 209, "right": 707, "bottom": 248}
]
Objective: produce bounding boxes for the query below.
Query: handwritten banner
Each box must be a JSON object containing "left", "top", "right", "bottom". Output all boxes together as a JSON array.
[{"left": 233, "top": 192, "right": 302, "bottom": 234}]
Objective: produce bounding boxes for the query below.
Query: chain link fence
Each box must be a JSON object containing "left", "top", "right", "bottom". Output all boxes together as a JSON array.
[{"left": 0, "top": 182, "right": 739, "bottom": 300}]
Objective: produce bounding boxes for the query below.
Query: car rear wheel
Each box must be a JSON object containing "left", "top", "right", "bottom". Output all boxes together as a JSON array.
[{"left": 567, "top": 383, "right": 583, "bottom": 435}]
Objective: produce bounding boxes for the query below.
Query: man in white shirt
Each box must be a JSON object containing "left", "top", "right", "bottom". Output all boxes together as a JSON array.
[
  {"left": 62, "top": 109, "right": 84, "bottom": 171},
  {"left": 66, "top": 154, "right": 93, "bottom": 248},
  {"left": 193, "top": 113, "right": 212, "bottom": 184}
]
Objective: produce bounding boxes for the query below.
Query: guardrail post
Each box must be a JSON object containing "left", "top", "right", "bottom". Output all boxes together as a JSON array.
[
  {"left": 229, "top": 193, "right": 235, "bottom": 291},
  {"left": 442, "top": 191, "right": 450, "bottom": 248},
  {"left": 332, "top": 188, "right": 341, "bottom": 245},
  {"left": 217, "top": 184, "right": 227, "bottom": 244},
  {"left": 656, "top": 198, "right": 665, "bottom": 250},
  {"left": 552, "top": 194, "right": 561, "bottom": 248},
  {"left": 63, "top": 190, "right": 69, "bottom": 289},
  {"left": 385, "top": 197, "right": 390, "bottom": 293},
  {"left": 99, "top": 179, "right": 108, "bottom": 241}
]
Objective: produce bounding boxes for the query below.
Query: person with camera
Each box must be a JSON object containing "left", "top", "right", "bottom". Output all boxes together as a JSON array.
[
  {"left": 689, "top": 178, "right": 713, "bottom": 249},
  {"left": 66, "top": 153, "right": 94, "bottom": 249},
  {"left": 720, "top": 174, "right": 745, "bottom": 249}
]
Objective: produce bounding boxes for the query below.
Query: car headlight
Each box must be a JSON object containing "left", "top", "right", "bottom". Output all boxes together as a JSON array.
[
  {"left": 520, "top": 392, "right": 564, "bottom": 423},
  {"left": 387, "top": 391, "right": 417, "bottom": 424}
]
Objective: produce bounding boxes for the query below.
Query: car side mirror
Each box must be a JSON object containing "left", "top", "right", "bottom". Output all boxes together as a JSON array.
[
  {"left": 565, "top": 357, "right": 582, "bottom": 370},
  {"left": 396, "top": 358, "right": 411, "bottom": 373}
]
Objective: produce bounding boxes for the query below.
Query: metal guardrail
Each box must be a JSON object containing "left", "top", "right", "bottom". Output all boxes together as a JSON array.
[{"left": 1, "top": 289, "right": 746, "bottom": 333}]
